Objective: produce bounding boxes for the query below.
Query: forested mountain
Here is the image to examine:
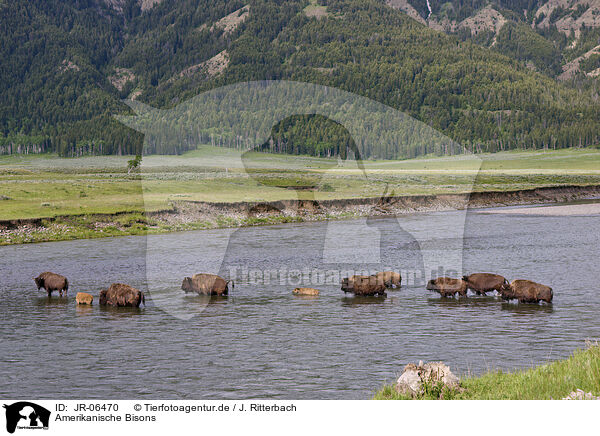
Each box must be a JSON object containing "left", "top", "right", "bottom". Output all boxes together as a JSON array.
[
  {"left": 1, "top": 0, "right": 600, "bottom": 158},
  {"left": 392, "top": 0, "right": 600, "bottom": 77}
]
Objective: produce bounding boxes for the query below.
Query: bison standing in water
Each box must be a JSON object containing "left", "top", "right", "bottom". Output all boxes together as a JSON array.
[
  {"left": 75, "top": 292, "right": 93, "bottom": 305},
  {"left": 373, "top": 271, "right": 402, "bottom": 289},
  {"left": 499, "top": 280, "right": 553, "bottom": 304},
  {"left": 462, "top": 273, "right": 508, "bottom": 295},
  {"left": 181, "top": 274, "right": 232, "bottom": 296},
  {"left": 99, "top": 284, "right": 145, "bottom": 307},
  {"left": 426, "top": 277, "right": 467, "bottom": 297},
  {"left": 341, "top": 275, "right": 387, "bottom": 296},
  {"left": 34, "top": 272, "right": 69, "bottom": 297}
]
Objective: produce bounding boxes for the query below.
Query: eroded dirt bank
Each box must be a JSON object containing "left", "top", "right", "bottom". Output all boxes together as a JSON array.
[
  {"left": 2, "top": 185, "right": 600, "bottom": 245},
  {"left": 150, "top": 184, "right": 600, "bottom": 223}
]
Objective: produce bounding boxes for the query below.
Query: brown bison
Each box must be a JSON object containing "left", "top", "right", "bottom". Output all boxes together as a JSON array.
[
  {"left": 181, "top": 273, "right": 232, "bottom": 296},
  {"left": 341, "top": 275, "right": 387, "bottom": 296},
  {"left": 34, "top": 272, "right": 69, "bottom": 297},
  {"left": 99, "top": 283, "right": 145, "bottom": 307},
  {"left": 462, "top": 273, "right": 508, "bottom": 295},
  {"left": 499, "top": 280, "right": 553, "bottom": 304},
  {"left": 426, "top": 277, "right": 467, "bottom": 297},
  {"left": 75, "top": 292, "right": 93, "bottom": 305},
  {"left": 373, "top": 271, "right": 402, "bottom": 288}
]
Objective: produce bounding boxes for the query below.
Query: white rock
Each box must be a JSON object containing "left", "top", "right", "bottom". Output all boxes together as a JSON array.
[
  {"left": 562, "top": 389, "right": 599, "bottom": 400},
  {"left": 421, "top": 362, "right": 460, "bottom": 390},
  {"left": 395, "top": 361, "right": 460, "bottom": 397},
  {"left": 396, "top": 364, "right": 423, "bottom": 396}
]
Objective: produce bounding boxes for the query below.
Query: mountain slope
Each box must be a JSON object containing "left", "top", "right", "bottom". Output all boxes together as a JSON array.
[
  {"left": 1, "top": 0, "right": 600, "bottom": 158},
  {"left": 393, "top": 0, "right": 600, "bottom": 78}
]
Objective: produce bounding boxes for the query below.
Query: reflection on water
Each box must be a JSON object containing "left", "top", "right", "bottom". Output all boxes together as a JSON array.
[
  {"left": 427, "top": 295, "right": 500, "bottom": 308},
  {"left": 98, "top": 305, "right": 145, "bottom": 316},
  {"left": 34, "top": 296, "right": 70, "bottom": 307},
  {"left": 0, "top": 210, "right": 599, "bottom": 399},
  {"left": 292, "top": 294, "right": 320, "bottom": 301},
  {"left": 75, "top": 305, "right": 94, "bottom": 317},
  {"left": 340, "top": 295, "right": 388, "bottom": 306},
  {"left": 499, "top": 302, "right": 555, "bottom": 315},
  {"left": 182, "top": 294, "right": 230, "bottom": 305}
]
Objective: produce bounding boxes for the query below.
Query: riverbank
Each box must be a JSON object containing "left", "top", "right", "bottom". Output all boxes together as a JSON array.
[
  {"left": 1, "top": 184, "right": 600, "bottom": 245},
  {"left": 374, "top": 343, "right": 600, "bottom": 400}
]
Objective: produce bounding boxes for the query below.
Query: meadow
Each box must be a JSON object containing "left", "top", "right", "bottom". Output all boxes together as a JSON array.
[
  {"left": 1, "top": 147, "right": 600, "bottom": 245},
  {"left": 2, "top": 146, "right": 600, "bottom": 221}
]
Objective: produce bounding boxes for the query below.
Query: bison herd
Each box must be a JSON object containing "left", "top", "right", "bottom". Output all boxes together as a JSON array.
[
  {"left": 31, "top": 271, "right": 234, "bottom": 308},
  {"left": 32, "top": 269, "right": 553, "bottom": 307},
  {"left": 33, "top": 272, "right": 146, "bottom": 307},
  {"left": 427, "top": 273, "right": 553, "bottom": 304},
  {"left": 340, "top": 271, "right": 552, "bottom": 304}
]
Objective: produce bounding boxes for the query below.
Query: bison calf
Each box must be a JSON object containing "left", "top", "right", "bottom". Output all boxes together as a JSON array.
[
  {"left": 75, "top": 292, "right": 93, "bottom": 305},
  {"left": 426, "top": 277, "right": 467, "bottom": 297},
  {"left": 181, "top": 273, "right": 232, "bottom": 296},
  {"left": 462, "top": 273, "right": 508, "bottom": 295},
  {"left": 99, "top": 283, "right": 145, "bottom": 307},
  {"left": 341, "top": 275, "right": 387, "bottom": 296},
  {"left": 34, "top": 272, "right": 69, "bottom": 297},
  {"left": 293, "top": 287, "right": 320, "bottom": 296},
  {"left": 499, "top": 280, "right": 553, "bottom": 304}
]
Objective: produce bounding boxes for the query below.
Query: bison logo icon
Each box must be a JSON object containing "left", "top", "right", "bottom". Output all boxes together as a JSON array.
[
  {"left": 117, "top": 80, "right": 482, "bottom": 319},
  {"left": 3, "top": 402, "right": 50, "bottom": 434}
]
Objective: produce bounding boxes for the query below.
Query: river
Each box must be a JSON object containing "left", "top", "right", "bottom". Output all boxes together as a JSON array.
[{"left": 1, "top": 204, "right": 599, "bottom": 399}]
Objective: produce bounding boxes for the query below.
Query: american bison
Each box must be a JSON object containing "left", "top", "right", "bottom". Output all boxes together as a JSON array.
[
  {"left": 462, "top": 273, "right": 508, "bottom": 295},
  {"left": 373, "top": 271, "right": 402, "bottom": 288},
  {"left": 499, "top": 280, "right": 553, "bottom": 304},
  {"left": 99, "top": 283, "right": 145, "bottom": 307},
  {"left": 293, "top": 287, "right": 320, "bottom": 296},
  {"left": 426, "top": 277, "right": 467, "bottom": 297},
  {"left": 75, "top": 292, "right": 93, "bottom": 305},
  {"left": 181, "top": 273, "right": 232, "bottom": 296},
  {"left": 341, "top": 275, "right": 387, "bottom": 296},
  {"left": 33, "top": 272, "right": 69, "bottom": 297}
]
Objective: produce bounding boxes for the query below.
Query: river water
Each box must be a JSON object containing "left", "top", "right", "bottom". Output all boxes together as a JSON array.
[{"left": 1, "top": 205, "right": 599, "bottom": 399}]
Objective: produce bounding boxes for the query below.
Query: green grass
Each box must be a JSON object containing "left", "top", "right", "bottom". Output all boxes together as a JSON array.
[
  {"left": 374, "top": 344, "right": 600, "bottom": 400},
  {"left": 0, "top": 209, "right": 325, "bottom": 245},
  {"left": 2, "top": 146, "right": 600, "bottom": 230}
]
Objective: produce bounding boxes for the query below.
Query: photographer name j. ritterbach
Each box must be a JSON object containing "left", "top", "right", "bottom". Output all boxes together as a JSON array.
[{"left": 142, "top": 403, "right": 297, "bottom": 413}]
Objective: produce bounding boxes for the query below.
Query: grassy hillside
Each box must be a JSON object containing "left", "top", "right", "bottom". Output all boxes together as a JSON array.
[{"left": 374, "top": 343, "right": 600, "bottom": 400}]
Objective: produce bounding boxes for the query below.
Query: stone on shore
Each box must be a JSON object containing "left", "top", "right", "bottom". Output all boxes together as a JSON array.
[
  {"left": 396, "top": 361, "right": 460, "bottom": 397},
  {"left": 562, "top": 389, "right": 599, "bottom": 400}
]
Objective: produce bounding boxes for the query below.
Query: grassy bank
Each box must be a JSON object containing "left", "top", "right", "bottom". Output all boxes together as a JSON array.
[
  {"left": 0, "top": 210, "right": 311, "bottom": 245},
  {"left": 2, "top": 147, "right": 600, "bottom": 245},
  {"left": 374, "top": 344, "right": 600, "bottom": 400},
  {"left": 2, "top": 147, "right": 600, "bottom": 221}
]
